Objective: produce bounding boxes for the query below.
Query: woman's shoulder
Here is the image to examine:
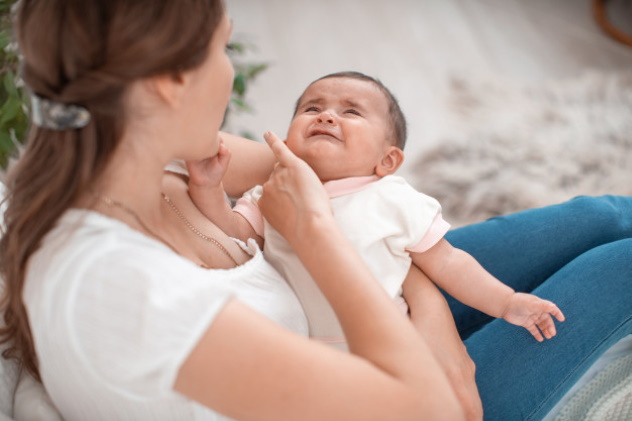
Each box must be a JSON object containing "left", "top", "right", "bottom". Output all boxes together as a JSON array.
[
  {"left": 24, "top": 209, "right": 238, "bottom": 408},
  {"left": 30, "top": 209, "right": 183, "bottom": 275},
  {"left": 24, "top": 209, "right": 235, "bottom": 311}
]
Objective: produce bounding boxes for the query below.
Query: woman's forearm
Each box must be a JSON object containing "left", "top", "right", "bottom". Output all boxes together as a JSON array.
[
  {"left": 257, "top": 132, "right": 465, "bottom": 419},
  {"left": 298, "top": 215, "right": 461, "bottom": 411},
  {"left": 403, "top": 266, "right": 483, "bottom": 421}
]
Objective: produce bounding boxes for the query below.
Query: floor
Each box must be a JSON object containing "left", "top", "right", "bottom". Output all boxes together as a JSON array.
[{"left": 226, "top": 0, "right": 632, "bottom": 181}]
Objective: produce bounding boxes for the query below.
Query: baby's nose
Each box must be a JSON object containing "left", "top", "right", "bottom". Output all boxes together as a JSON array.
[{"left": 317, "top": 111, "right": 335, "bottom": 124}]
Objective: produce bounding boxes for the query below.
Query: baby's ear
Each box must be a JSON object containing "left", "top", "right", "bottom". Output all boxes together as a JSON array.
[{"left": 375, "top": 146, "right": 404, "bottom": 177}]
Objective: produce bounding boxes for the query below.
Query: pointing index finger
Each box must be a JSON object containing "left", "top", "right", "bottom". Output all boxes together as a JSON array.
[{"left": 264, "top": 131, "right": 296, "bottom": 166}]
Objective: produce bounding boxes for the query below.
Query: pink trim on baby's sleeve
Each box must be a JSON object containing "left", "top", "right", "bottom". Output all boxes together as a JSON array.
[
  {"left": 406, "top": 212, "right": 451, "bottom": 253},
  {"left": 233, "top": 198, "right": 265, "bottom": 238}
]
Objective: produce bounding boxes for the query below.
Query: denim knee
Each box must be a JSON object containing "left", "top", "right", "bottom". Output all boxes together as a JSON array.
[{"left": 568, "top": 195, "right": 632, "bottom": 239}]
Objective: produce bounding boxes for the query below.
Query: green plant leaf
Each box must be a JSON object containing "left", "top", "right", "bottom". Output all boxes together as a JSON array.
[
  {"left": 230, "top": 97, "right": 251, "bottom": 111},
  {"left": 0, "top": 130, "right": 14, "bottom": 168},
  {"left": 247, "top": 63, "right": 268, "bottom": 79},
  {"left": 239, "top": 130, "right": 256, "bottom": 140},
  {"left": 0, "top": 95, "right": 21, "bottom": 126},
  {"left": 227, "top": 42, "right": 246, "bottom": 54},
  {"left": 3, "top": 70, "right": 17, "bottom": 95},
  {"left": 0, "top": 29, "right": 10, "bottom": 50},
  {"left": 233, "top": 72, "right": 246, "bottom": 96}
]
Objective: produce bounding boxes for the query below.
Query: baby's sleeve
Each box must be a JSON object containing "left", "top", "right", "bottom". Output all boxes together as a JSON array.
[
  {"left": 380, "top": 177, "right": 451, "bottom": 254},
  {"left": 406, "top": 211, "right": 451, "bottom": 253},
  {"left": 70, "top": 247, "right": 234, "bottom": 399},
  {"left": 233, "top": 185, "right": 265, "bottom": 238}
]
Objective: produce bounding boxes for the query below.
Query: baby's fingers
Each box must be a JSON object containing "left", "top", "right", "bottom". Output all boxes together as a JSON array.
[
  {"left": 216, "top": 137, "right": 231, "bottom": 163},
  {"left": 536, "top": 314, "right": 558, "bottom": 340},
  {"left": 525, "top": 323, "right": 544, "bottom": 342},
  {"left": 549, "top": 304, "right": 565, "bottom": 323}
]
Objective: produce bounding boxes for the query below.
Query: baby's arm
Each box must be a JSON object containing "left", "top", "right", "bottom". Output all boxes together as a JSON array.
[
  {"left": 412, "top": 239, "right": 565, "bottom": 342},
  {"left": 219, "top": 131, "right": 275, "bottom": 197},
  {"left": 187, "top": 139, "right": 262, "bottom": 246}
]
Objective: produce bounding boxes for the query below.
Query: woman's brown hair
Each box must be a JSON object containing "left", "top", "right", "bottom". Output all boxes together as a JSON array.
[{"left": 0, "top": 0, "right": 225, "bottom": 381}]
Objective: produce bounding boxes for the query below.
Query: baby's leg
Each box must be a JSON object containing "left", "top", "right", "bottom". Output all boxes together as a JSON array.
[{"left": 444, "top": 195, "right": 632, "bottom": 338}]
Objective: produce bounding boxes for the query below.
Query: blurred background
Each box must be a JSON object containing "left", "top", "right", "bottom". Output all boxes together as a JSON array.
[
  {"left": 226, "top": 0, "right": 632, "bottom": 225},
  {"left": 1, "top": 0, "right": 631, "bottom": 224},
  {"left": 0, "top": 3, "right": 629, "bottom": 419}
]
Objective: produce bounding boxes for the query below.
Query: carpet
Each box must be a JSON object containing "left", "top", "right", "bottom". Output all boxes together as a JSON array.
[
  {"left": 410, "top": 71, "right": 632, "bottom": 226},
  {"left": 554, "top": 352, "right": 632, "bottom": 421}
]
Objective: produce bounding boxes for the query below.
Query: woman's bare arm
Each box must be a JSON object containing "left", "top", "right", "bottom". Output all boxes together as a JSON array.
[
  {"left": 403, "top": 265, "right": 483, "bottom": 421},
  {"left": 174, "top": 133, "right": 465, "bottom": 421},
  {"left": 220, "top": 132, "right": 275, "bottom": 198}
]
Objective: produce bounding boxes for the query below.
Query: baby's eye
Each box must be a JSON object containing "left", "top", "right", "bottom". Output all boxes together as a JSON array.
[
  {"left": 304, "top": 106, "right": 320, "bottom": 113},
  {"left": 345, "top": 109, "right": 361, "bottom": 116}
]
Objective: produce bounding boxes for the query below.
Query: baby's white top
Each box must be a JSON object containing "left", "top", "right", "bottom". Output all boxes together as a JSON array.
[{"left": 235, "top": 175, "right": 449, "bottom": 348}]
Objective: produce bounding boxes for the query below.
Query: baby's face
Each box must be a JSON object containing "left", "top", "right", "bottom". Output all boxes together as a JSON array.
[{"left": 286, "top": 77, "right": 393, "bottom": 182}]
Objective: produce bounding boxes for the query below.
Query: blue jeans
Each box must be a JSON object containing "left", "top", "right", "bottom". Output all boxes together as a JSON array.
[{"left": 444, "top": 195, "right": 632, "bottom": 421}]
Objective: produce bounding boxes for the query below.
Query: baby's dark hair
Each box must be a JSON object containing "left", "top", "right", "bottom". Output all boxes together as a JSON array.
[{"left": 293, "top": 71, "right": 407, "bottom": 150}]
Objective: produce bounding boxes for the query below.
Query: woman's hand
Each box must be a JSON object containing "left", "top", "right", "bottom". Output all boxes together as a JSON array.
[
  {"left": 177, "top": 133, "right": 466, "bottom": 420},
  {"left": 258, "top": 131, "right": 332, "bottom": 247}
]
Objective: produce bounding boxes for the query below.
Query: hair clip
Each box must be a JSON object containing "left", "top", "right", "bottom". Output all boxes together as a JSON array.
[{"left": 31, "top": 94, "right": 91, "bottom": 130}]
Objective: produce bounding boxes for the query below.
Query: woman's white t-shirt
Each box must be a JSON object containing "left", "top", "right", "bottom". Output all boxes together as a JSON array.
[{"left": 23, "top": 209, "right": 308, "bottom": 420}]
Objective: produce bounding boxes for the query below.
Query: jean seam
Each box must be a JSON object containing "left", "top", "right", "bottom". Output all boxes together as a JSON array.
[{"left": 525, "top": 315, "right": 632, "bottom": 421}]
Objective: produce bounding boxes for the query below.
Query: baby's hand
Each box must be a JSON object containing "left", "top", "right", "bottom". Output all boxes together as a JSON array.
[
  {"left": 187, "top": 137, "right": 231, "bottom": 189},
  {"left": 501, "top": 293, "right": 565, "bottom": 342}
]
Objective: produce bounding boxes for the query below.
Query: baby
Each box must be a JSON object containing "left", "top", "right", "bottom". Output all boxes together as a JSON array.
[{"left": 189, "top": 71, "right": 565, "bottom": 349}]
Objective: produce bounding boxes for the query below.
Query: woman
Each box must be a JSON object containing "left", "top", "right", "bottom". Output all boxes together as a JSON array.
[
  {"left": 0, "top": 1, "right": 462, "bottom": 420},
  {"left": 0, "top": 1, "right": 630, "bottom": 421}
]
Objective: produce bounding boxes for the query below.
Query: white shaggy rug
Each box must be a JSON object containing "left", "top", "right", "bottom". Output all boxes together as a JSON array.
[{"left": 410, "top": 71, "right": 632, "bottom": 226}]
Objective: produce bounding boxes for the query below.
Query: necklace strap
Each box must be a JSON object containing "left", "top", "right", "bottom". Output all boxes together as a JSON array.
[
  {"left": 94, "top": 191, "right": 239, "bottom": 267},
  {"left": 162, "top": 193, "right": 239, "bottom": 266},
  {"left": 95, "top": 193, "right": 180, "bottom": 256}
]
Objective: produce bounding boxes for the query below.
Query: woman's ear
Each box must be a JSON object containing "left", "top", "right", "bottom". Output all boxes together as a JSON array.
[
  {"left": 375, "top": 146, "right": 404, "bottom": 177},
  {"left": 151, "top": 72, "right": 186, "bottom": 108}
]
